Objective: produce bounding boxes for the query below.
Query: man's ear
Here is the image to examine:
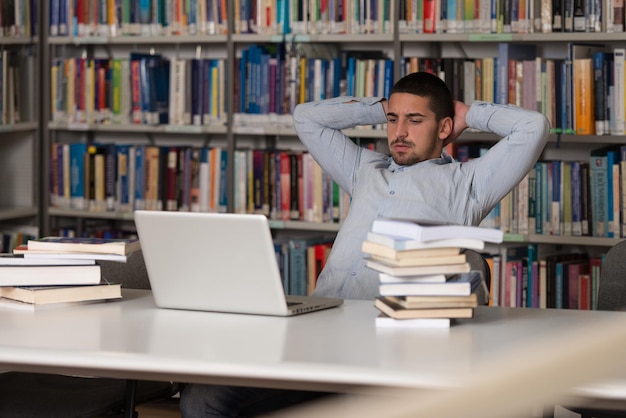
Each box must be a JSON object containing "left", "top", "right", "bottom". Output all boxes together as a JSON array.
[{"left": 438, "top": 117, "right": 453, "bottom": 142}]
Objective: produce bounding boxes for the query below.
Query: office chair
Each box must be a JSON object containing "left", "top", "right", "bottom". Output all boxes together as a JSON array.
[{"left": 0, "top": 250, "right": 179, "bottom": 418}]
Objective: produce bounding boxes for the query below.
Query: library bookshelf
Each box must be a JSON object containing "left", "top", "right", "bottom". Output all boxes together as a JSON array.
[
  {"left": 0, "top": 2, "right": 40, "bottom": 252},
  {"left": 25, "top": 0, "right": 626, "bottom": 306}
]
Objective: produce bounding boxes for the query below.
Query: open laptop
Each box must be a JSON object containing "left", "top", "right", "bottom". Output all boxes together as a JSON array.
[{"left": 134, "top": 210, "right": 343, "bottom": 316}]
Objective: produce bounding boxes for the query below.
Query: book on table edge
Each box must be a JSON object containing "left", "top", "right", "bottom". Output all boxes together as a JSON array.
[
  {"left": 13, "top": 245, "right": 128, "bottom": 262},
  {"left": 361, "top": 240, "right": 463, "bottom": 260},
  {"left": 367, "top": 253, "right": 467, "bottom": 267},
  {"left": 365, "top": 232, "right": 486, "bottom": 251},
  {"left": 26, "top": 237, "right": 140, "bottom": 256},
  {"left": 375, "top": 297, "right": 474, "bottom": 319},
  {"left": 366, "top": 259, "right": 471, "bottom": 277},
  {"left": 0, "top": 282, "right": 122, "bottom": 305},
  {"left": 381, "top": 294, "right": 479, "bottom": 309},
  {"left": 0, "top": 264, "right": 102, "bottom": 286},
  {"left": 375, "top": 313, "right": 451, "bottom": 329},
  {"left": 0, "top": 254, "right": 96, "bottom": 265},
  {"left": 371, "top": 218, "right": 504, "bottom": 244}
]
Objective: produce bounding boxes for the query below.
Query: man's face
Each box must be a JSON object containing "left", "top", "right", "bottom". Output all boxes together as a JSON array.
[{"left": 385, "top": 93, "right": 449, "bottom": 166}]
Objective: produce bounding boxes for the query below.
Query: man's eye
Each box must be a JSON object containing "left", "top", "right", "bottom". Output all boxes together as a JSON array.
[
  {"left": 410, "top": 119, "right": 421, "bottom": 124},
  {"left": 387, "top": 118, "right": 397, "bottom": 123}
]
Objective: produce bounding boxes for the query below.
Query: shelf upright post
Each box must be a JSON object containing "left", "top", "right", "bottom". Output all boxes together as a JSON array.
[
  {"left": 38, "top": 0, "right": 51, "bottom": 236},
  {"left": 225, "top": 0, "right": 235, "bottom": 213}
]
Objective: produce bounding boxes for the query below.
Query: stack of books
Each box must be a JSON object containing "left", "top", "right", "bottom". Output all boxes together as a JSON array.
[
  {"left": 364, "top": 218, "right": 504, "bottom": 328},
  {"left": 0, "top": 236, "right": 140, "bottom": 310}
]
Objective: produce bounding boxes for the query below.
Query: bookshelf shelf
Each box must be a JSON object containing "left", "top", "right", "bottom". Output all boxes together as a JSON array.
[
  {"left": 0, "top": 122, "right": 38, "bottom": 133},
  {"left": 232, "top": 33, "right": 394, "bottom": 43},
  {"left": 48, "top": 122, "right": 228, "bottom": 135},
  {"left": 48, "top": 35, "right": 229, "bottom": 45},
  {"left": 503, "top": 233, "right": 622, "bottom": 247},
  {"left": 0, "top": 37, "right": 38, "bottom": 46},
  {"left": 399, "top": 32, "right": 626, "bottom": 43},
  {"left": 0, "top": 207, "right": 38, "bottom": 222},
  {"left": 48, "top": 208, "right": 135, "bottom": 221}
]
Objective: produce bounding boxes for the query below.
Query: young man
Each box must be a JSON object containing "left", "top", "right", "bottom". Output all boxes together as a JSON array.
[{"left": 179, "top": 72, "right": 550, "bottom": 417}]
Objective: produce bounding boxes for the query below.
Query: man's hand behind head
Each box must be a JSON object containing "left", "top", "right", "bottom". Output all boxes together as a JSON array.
[{"left": 443, "top": 101, "right": 470, "bottom": 147}]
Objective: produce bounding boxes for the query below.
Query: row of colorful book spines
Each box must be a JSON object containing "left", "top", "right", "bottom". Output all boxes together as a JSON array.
[
  {"left": 50, "top": 56, "right": 227, "bottom": 126},
  {"left": 0, "top": 231, "right": 36, "bottom": 253},
  {"left": 274, "top": 238, "right": 333, "bottom": 296},
  {"left": 236, "top": 52, "right": 393, "bottom": 114},
  {"left": 399, "top": 55, "right": 626, "bottom": 136},
  {"left": 489, "top": 257, "right": 603, "bottom": 310},
  {"left": 0, "top": 0, "right": 36, "bottom": 37},
  {"left": 397, "top": 0, "right": 623, "bottom": 34},
  {"left": 51, "top": 227, "right": 139, "bottom": 241},
  {"left": 47, "top": 0, "right": 395, "bottom": 37},
  {"left": 478, "top": 157, "right": 626, "bottom": 239},
  {"left": 47, "top": 144, "right": 350, "bottom": 223},
  {"left": 49, "top": 0, "right": 228, "bottom": 37},
  {"left": 50, "top": 53, "right": 391, "bottom": 121},
  {"left": 45, "top": 0, "right": 626, "bottom": 37}
]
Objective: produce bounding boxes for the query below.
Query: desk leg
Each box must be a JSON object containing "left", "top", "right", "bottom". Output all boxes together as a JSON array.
[{"left": 124, "top": 379, "right": 138, "bottom": 418}]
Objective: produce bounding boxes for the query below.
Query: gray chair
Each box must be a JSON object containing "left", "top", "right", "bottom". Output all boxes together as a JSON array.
[
  {"left": 0, "top": 250, "right": 178, "bottom": 418},
  {"left": 463, "top": 249, "right": 491, "bottom": 306},
  {"left": 597, "top": 240, "right": 626, "bottom": 311}
]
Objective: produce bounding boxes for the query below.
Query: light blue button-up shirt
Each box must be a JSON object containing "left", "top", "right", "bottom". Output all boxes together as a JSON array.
[{"left": 293, "top": 97, "right": 550, "bottom": 300}]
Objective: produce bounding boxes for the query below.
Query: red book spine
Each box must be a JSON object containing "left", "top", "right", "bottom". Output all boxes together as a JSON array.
[
  {"left": 423, "top": 0, "right": 436, "bottom": 33},
  {"left": 280, "top": 152, "right": 291, "bottom": 221}
]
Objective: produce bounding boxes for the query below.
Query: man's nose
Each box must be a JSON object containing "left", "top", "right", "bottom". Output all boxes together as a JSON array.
[{"left": 394, "top": 120, "right": 408, "bottom": 139}]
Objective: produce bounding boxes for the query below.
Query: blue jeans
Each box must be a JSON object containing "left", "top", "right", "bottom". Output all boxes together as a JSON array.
[{"left": 179, "top": 384, "right": 334, "bottom": 417}]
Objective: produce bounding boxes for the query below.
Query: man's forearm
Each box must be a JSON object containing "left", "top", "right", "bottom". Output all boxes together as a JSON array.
[{"left": 293, "top": 96, "right": 388, "bottom": 133}]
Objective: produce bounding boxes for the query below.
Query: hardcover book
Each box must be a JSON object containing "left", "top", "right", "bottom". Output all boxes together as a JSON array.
[
  {"left": 371, "top": 219, "right": 503, "bottom": 243},
  {"left": 0, "top": 264, "right": 101, "bottom": 287},
  {"left": 380, "top": 294, "right": 479, "bottom": 309},
  {"left": 0, "top": 282, "right": 121, "bottom": 305},
  {"left": 375, "top": 298, "right": 474, "bottom": 319},
  {"left": 366, "top": 259, "right": 471, "bottom": 277},
  {"left": 27, "top": 237, "right": 140, "bottom": 256}
]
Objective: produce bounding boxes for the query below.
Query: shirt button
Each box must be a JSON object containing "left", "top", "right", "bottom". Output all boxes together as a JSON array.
[
  {"left": 389, "top": 190, "right": 395, "bottom": 195},
  {"left": 351, "top": 271, "right": 357, "bottom": 276}
]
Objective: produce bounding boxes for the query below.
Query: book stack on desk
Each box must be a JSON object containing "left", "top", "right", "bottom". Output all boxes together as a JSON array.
[
  {"left": 363, "top": 218, "right": 503, "bottom": 328},
  {"left": 0, "top": 236, "right": 138, "bottom": 310}
]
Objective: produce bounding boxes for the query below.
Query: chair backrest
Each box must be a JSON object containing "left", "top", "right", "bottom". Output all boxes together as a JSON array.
[
  {"left": 597, "top": 240, "right": 626, "bottom": 311},
  {"left": 463, "top": 249, "right": 491, "bottom": 305},
  {"left": 98, "top": 250, "right": 151, "bottom": 290}
]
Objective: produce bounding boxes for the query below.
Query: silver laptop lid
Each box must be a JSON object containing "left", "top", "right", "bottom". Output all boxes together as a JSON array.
[{"left": 135, "top": 211, "right": 292, "bottom": 315}]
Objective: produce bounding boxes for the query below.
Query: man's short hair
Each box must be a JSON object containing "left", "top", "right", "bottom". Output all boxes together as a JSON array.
[{"left": 390, "top": 72, "right": 454, "bottom": 121}]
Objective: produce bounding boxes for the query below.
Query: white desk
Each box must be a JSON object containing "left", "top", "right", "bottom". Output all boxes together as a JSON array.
[{"left": 0, "top": 289, "right": 626, "bottom": 398}]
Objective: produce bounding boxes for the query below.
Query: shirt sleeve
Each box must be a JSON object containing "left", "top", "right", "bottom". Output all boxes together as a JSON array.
[
  {"left": 293, "top": 97, "right": 388, "bottom": 193},
  {"left": 464, "top": 101, "right": 551, "bottom": 210}
]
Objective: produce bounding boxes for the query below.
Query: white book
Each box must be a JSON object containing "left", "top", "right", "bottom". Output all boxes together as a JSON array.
[
  {"left": 20, "top": 252, "right": 126, "bottom": 263},
  {"left": 371, "top": 218, "right": 503, "bottom": 243},
  {"left": 0, "top": 255, "right": 95, "bottom": 265},
  {"left": 366, "top": 259, "right": 471, "bottom": 277},
  {"left": 366, "top": 232, "right": 485, "bottom": 251},
  {"left": 378, "top": 281, "right": 472, "bottom": 297},
  {"left": 379, "top": 273, "right": 447, "bottom": 284},
  {"left": 0, "top": 265, "right": 101, "bottom": 286}
]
